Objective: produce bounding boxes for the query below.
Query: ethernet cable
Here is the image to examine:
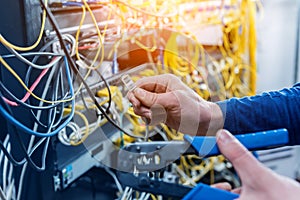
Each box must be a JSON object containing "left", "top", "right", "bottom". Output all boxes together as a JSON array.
[
  {"left": 0, "top": 0, "right": 48, "bottom": 51},
  {"left": 2, "top": 61, "right": 59, "bottom": 171},
  {"left": 0, "top": 81, "right": 68, "bottom": 110},
  {"left": 78, "top": 0, "right": 109, "bottom": 70},
  {"left": 0, "top": 57, "right": 75, "bottom": 137},
  {"left": 2, "top": 44, "right": 62, "bottom": 70},
  {"left": 122, "top": 74, "right": 150, "bottom": 141},
  {"left": 1, "top": 52, "right": 63, "bottom": 59},
  {"left": 0, "top": 186, "right": 6, "bottom": 200},
  {"left": 0, "top": 56, "right": 74, "bottom": 104},
  {"left": 41, "top": 0, "right": 137, "bottom": 139},
  {"left": 16, "top": 59, "right": 68, "bottom": 200},
  {"left": 3, "top": 68, "right": 49, "bottom": 106}
]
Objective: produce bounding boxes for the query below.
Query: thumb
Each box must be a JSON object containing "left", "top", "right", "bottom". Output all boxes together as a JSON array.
[
  {"left": 133, "top": 88, "right": 175, "bottom": 125},
  {"left": 133, "top": 87, "right": 171, "bottom": 108},
  {"left": 216, "top": 129, "right": 266, "bottom": 184}
]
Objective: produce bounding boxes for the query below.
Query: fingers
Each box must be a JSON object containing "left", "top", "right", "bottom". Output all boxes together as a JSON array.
[
  {"left": 127, "top": 91, "right": 140, "bottom": 108},
  {"left": 231, "top": 187, "right": 242, "bottom": 194},
  {"left": 133, "top": 88, "right": 175, "bottom": 109},
  {"left": 132, "top": 105, "right": 151, "bottom": 120},
  {"left": 131, "top": 88, "right": 173, "bottom": 125},
  {"left": 211, "top": 182, "right": 232, "bottom": 191},
  {"left": 135, "top": 74, "right": 186, "bottom": 93},
  {"left": 211, "top": 182, "right": 241, "bottom": 195},
  {"left": 216, "top": 130, "right": 266, "bottom": 185}
]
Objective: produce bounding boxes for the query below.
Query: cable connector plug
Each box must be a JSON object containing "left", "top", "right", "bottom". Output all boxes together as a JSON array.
[{"left": 121, "top": 74, "right": 136, "bottom": 92}]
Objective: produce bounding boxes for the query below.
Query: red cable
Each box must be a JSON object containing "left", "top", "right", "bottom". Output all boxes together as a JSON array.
[{"left": 2, "top": 57, "right": 56, "bottom": 106}]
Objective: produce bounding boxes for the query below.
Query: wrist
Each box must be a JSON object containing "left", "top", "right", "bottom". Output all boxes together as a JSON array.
[{"left": 197, "top": 102, "right": 224, "bottom": 136}]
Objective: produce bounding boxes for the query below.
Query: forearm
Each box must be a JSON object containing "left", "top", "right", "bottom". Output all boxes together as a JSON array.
[{"left": 216, "top": 84, "right": 300, "bottom": 145}]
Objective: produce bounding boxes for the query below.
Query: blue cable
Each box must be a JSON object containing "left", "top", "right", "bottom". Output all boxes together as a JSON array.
[{"left": 0, "top": 56, "right": 75, "bottom": 137}]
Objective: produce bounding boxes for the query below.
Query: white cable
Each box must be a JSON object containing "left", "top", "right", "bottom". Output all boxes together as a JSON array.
[
  {"left": 2, "top": 139, "right": 10, "bottom": 193},
  {"left": 4, "top": 45, "right": 62, "bottom": 70},
  {"left": 175, "top": 166, "right": 196, "bottom": 186},
  {"left": 68, "top": 122, "right": 82, "bottom": 142},
  {"left": 17, "top": 62, "right": 60, "bottom": 200},
  {"left": 121, "top": 187, "right": 130, "bottom": 200},
  {"left": 61, "top": 34, "right": 76, "bottom": 56},
  {"left": 1, "top": 137, "right": 14, "bottom": 200},
  {"left": 0, "top": 186, "right": 7, "bottom": 200},
  {"left": 154, "top": 127, "right": 169, "bottom": 141},
  {"left": 5, "top": 179, "right": 14, "bottom": 200},
  {"left": 1, "top": 52, "right": 63, "bottom": 59},
  {"left": 7, "top": 161, "right": 13, "bottom": 191},
  {"left": 143, "top": 193, "right": 151, "bottom": 200},
  {"left": 0, "top": 135, "right": 10, "bottom": 168},
  {"left": 138, "top": 192, "right": 146, "bottom": 200},
  {"left": 125, "top": 188, "right": 133, "bottom": 200},
  {"left": 58, "top": 128, "right": 71, "bottom": 146},
  {"left": 104, "top": 167, "right": 123, "bottom": 194}
]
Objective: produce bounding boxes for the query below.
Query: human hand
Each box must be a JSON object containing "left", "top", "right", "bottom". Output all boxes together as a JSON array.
[
  {"left": 214, "top": 129, "right": 300, "bottom": 200},
  {"left": 127, "top": 74, "right": 223, "bottom": 136}
]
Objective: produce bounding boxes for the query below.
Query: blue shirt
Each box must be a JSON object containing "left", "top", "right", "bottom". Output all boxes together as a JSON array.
[{"left": 217, "top": 83, "right": 300, "bottom": 145}]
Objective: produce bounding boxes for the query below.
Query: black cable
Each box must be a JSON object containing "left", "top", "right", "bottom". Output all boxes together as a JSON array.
[
  {"left": 95, "top": 69, "right": 111, "bottom": 113},
  {"left": 0, "top": 139, "right": 26, "bottom": 166},
  {"left": 79, "top": 54, "right": 112, "bottom": 113},
  {"left": 13, "top": 126, "right": 50, "bottom": 171},
  {"left": 39, "top": 0, "right": 135, "bottom": 138},
  {"left": 30, "top": 71, "right": 64, "bottom": 129},
  {"left": 0, "top": 81, "right": 67, "bottom": 110},
  {"left": 0, "top": 98, "right": 49, "bottom": 169},
  {"left": 0, "top": 56, "right": 69, "bottom": 111},
  {"left": 0, "top": 93, "right": 52, "bottom": 171}
]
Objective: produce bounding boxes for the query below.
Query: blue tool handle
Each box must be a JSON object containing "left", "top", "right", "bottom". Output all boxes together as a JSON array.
[
  {"left": 183, "top": 182, "right": 239, "bottom": 200},
  {"left": 184, "top": 128, "right": 289, "bottom": 157}
]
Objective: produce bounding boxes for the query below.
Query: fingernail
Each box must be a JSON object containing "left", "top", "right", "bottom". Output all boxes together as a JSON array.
[
  {"left": 134, "top": 88, "right": 146, "bottom": 98},
  {"left": 217, "top": 130, "right": 233, "bottom": 144}
]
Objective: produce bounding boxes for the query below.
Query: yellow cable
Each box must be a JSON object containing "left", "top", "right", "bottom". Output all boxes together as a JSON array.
[
  {"left": 64, "top": 108, "right": 90, "bottom": 146},
  {"left": 0, "top": 56, "right": 73, "bottom": 104},
  {"left": 73, "top": 2, "right": 113, "bottom": 99},
  {"left": 75, "top": 4, "right": 87, "bottom": 61},
  {"left": 0, "top": 0, "right": 48, "bottom": 51},
  {"left": 150, "top": 194, "right": 157, "bottom": 200}
]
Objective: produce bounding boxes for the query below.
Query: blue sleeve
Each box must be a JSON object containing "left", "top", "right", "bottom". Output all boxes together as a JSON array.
[{"left": 216, "top": 83, "right": 300, "bottom": 145}]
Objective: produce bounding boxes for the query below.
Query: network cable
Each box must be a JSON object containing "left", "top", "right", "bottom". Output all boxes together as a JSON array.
[
  {"left": 40, "top": 0, "right": 142, "bottom": 139},
  {"left": 0, "top": 0, "right": 48, "bottom": 51},
  {"left": 1, "top": 52, "right": 63, "bottom": 59},
  {"left": 0, "top": 57, "right": 75, "bottom": 137},
  {"left": 0, "top": 130, "right": 48, "bottom": 167},
  {"left": 2, "top": 44, "right": 62, "bottom": 70},
  {"left": 16, "top": 55, "right": 71, "bottom": 198},
  {"left": 78, "top": 54, "right": 112, "bottom": 113}
]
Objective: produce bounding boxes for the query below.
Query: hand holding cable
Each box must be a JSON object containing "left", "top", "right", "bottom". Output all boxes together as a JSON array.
[{"left": 127, "top": 74, "right": 224, "bottom": 136}]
